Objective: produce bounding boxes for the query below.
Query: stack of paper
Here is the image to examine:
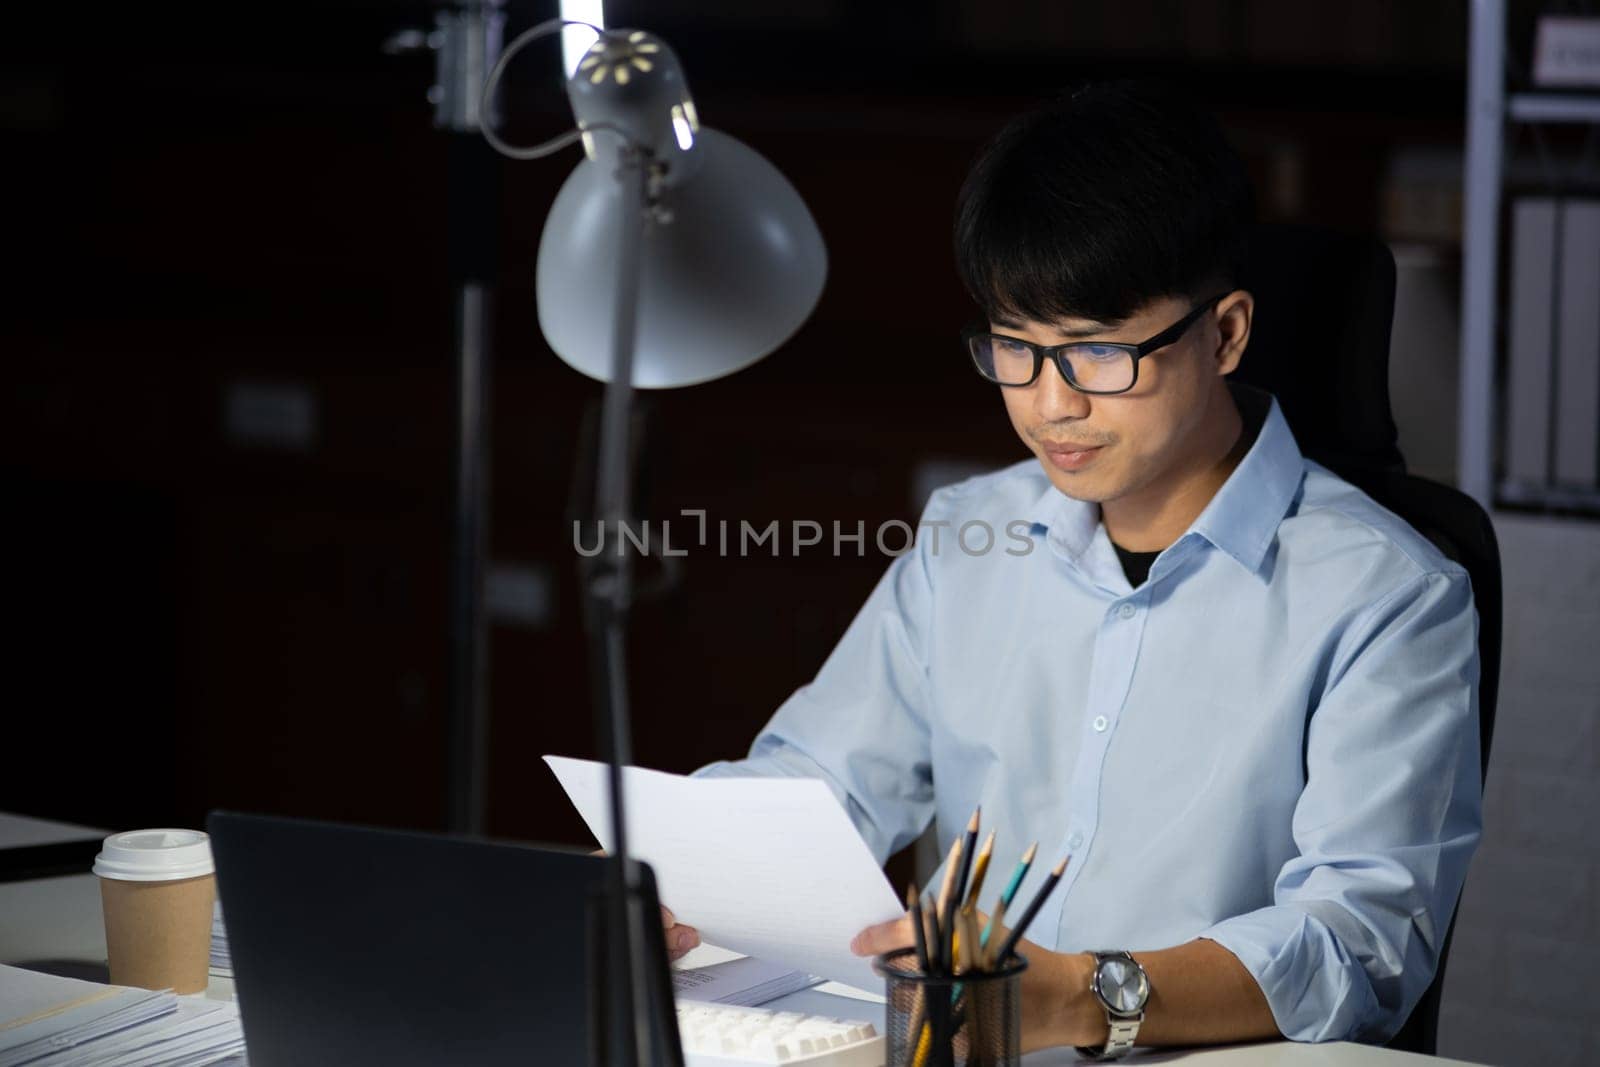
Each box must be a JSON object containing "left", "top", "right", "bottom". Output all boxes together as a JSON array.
[
  {"left": 672, "top": 943, "right": 823, "bottom": 1007},
  {"left": 207, "top": 902, "right": 231, "bottom": 980},
  {"left": 0, "top": 965, "right": 244, "bottom": 1066}
]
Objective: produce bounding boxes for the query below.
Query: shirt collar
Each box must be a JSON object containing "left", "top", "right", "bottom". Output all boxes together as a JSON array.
[
  {"left": 1026, "top": 480, "right": 1097, "bottom": 560},
  {"left": 1024, "top": 386, "right": 1305, "bottom": 579},
  {"left": 1187, "top": 389, "right": 1304, "bottom": 577}
]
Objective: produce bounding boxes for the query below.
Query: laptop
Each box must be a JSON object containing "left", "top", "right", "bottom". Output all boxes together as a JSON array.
[{"left": 208, "top": 811, "right": 681, "bottom": 1066}]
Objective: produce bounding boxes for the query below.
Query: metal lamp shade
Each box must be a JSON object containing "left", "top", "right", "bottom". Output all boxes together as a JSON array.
[{"left": 536, "top": 127, "right": 827, "bottom": 388}]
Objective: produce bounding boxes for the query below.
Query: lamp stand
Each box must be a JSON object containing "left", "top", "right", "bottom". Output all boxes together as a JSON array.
[
  {"left": 582, "top": 145, "right": 685, "bottom": 1067},
  {"left": 469, "top": 19, "right": 820, "bottom": 1063}
]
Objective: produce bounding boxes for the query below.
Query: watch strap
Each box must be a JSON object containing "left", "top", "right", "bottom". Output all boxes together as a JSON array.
[
  {"left": 1076, "top": 1013, "right": 1142, "bottom": 1060},
  {"left": 1076, "top": 950, "right": 1147, "bottom": 1061}
]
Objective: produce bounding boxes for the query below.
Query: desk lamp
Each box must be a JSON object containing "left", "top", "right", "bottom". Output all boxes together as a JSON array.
[{"left": 480, "top": 19, "right": 827, "bottom": 1067}]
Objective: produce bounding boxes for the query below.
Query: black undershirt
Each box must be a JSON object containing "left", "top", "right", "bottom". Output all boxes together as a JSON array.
[{"left": 1112, "top": 543, "right": 1162, "bottom": 587}]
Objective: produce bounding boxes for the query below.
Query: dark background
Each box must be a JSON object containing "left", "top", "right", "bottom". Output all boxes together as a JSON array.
[{"left": 2, "top": 0, "right": 1487, "bottom": 861}]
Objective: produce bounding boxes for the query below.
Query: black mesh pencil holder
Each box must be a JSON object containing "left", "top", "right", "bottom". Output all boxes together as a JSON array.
[{"left": 873, "top": 947, "right": 1027, "bottom": 1067}]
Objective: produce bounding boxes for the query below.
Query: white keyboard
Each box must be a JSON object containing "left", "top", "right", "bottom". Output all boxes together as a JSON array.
[{"left": 676, "top": 1001, "right": 885, "bottom": 1066}]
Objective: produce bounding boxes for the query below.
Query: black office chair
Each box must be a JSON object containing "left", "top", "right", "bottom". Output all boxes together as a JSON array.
[{"left": 1234, "top": 223, "right": 1501, "bottom": 1055}]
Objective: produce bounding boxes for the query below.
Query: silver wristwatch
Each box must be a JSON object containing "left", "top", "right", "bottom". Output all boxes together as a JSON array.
[{"left": 1076, "top": 950, "right": 1149, "bottom": 1061}]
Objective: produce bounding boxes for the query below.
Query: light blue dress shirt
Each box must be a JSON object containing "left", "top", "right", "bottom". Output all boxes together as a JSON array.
[{"left": 694, "top": 392, "right": 1481, "bottom": 1044}]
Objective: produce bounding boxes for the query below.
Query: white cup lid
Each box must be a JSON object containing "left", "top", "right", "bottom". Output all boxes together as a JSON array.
[{"left": 93, "top": 829, "right": 215, "bottom": 882}]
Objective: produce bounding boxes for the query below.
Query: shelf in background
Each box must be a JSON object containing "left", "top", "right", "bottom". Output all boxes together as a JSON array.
[
  {"left": 1507, "top": 92, "right": 1600, "bottom": 123},
  {"left": 1497, "top": 479, "right": 1600, "bottom": 516}
]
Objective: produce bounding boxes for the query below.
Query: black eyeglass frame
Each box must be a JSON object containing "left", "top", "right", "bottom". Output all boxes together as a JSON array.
[{"left": 962, "top": 292, "right": 1231, "bottom": 394}]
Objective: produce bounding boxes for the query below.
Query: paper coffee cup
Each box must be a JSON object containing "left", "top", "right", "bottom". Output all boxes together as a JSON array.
[{"left": 93, "top": 829, "right": 216, "bottom": 995}]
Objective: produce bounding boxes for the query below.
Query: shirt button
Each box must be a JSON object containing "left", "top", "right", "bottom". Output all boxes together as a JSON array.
[
  {"left": 1068, "top": 832, "right": 1084, "bottom": 850},
  {"left": 1118, "top": 603, "right": 1137, "bottom": 620},
  {"left": 1092, "top": 715, "right": 1108, "bottom": 732}
]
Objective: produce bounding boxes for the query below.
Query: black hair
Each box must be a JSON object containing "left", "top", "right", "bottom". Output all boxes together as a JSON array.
[{"left": 953, "top": 79, "right": 1256, "bottom": 328}]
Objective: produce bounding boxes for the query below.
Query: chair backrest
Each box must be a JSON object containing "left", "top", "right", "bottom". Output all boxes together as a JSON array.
[{"left": 1234, "top": 223, "right": 1502, "bottom": 1055}]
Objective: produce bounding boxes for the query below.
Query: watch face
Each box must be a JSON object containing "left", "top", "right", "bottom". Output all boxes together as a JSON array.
[{"left": 1097, "top": 956, "right": 1149, "bottom": 1015}]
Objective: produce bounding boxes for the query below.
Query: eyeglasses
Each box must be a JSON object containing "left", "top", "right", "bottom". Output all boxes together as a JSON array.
[{"left": 962, "top": 293, "right": 1228, "bottom": 394}]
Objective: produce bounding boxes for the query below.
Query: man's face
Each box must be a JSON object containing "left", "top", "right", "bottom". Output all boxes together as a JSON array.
[{"left": 995, "top": 294, "right": 1237, "bottom": 505}]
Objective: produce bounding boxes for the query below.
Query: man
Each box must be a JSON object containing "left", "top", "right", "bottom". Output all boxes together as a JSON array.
[{"left": 666, "top": 80, "right": 1481, "bottom": 1056}]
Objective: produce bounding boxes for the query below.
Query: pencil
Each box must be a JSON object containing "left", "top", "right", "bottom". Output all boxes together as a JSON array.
[
  {"left": 980, "top": 895, "right": 1009, "bottom": 970},
  {"left": 902, "top": 886, "right": 930, "bottom": 1067},
  {"left": 993, "top": 854, "right": 1071, "bottom": 964},
  {"left": 962, "top": 829, "right": 996, "bottom": 911},
  {"left": 906, "top": 895, "right": 943, "bottom": 1067},
  {"left": 949, "top": 807, "right": 981, "bottom": 920},
  {"left": 934, "top": 833, "right": 965, "bottom": 923},
  {"left": 907, "top": 884, "right": 930, "bottom": 974},
  {"left": 951, "top": 909, "right": 976, "bottom": 974},
  {"left": 934, "top": 832, "right": 966, "bottom": 973},
  {"left": 999, "top": 841, "right": 1036, "bottom": 905},
  {"left": 947, "top": 908, "right": 981, "bottom": 1007},
  {"left": 959, "top": 908, "right": 981, "bottom": 975},
  {"left": 978, "top": 841, "right": 1035, "bottom": 953}
]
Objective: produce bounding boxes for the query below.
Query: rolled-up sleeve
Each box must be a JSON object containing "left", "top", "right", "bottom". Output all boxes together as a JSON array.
[
  {"left": 1199, "top": 570, "right": 1483, "bottom": 1043},
  {"left": 692, "top": 497, "right": 948, "bottom": 864}
]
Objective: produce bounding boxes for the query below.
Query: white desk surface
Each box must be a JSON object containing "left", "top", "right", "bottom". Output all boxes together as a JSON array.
[
  {"left": 1, "top": 863, "right": 1484, "bottom": 1066},
  {"left": 0, "top": 812, "right": 105, "bottom": 849},
  {"left": 760, "top": 982, "right": 1480, "bottom": 1066}
]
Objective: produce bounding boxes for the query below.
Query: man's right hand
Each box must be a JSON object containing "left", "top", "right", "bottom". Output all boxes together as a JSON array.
[
  {"left": 593, "top": 850, "right": 699, "bottom": 961},
  {"left": 660, "top": 906, "right": 700, "bottom": 962}
]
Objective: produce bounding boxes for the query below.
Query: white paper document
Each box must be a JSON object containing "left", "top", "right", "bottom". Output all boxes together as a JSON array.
[
  {"left": 49, "top": 998, "right": 245, "bottom": 1067},
  {"left": 0, "top": 966, "right": 245, "bottom": 1067},
  {"left": 544, "top": 755, "right": 904, "bottom": 989},
  {"left": 0, "top": 966, "right": 173, "bottom": 1067}
]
